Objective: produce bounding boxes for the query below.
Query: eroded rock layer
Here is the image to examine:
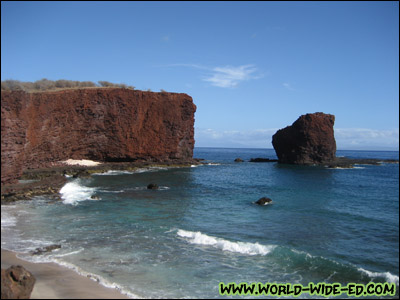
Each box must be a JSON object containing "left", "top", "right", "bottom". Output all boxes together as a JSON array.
[{"left": 1, "top": 88, "right": 196, "bottom": 184}]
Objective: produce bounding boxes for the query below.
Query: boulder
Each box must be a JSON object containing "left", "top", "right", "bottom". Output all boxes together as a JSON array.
[
  {"left": 234, "top": 158, "right": 244, "bottom": 162},
  {"left": 272, "top": 112, "right": 336, "bottom": 164},
  {"left": 147, "top": 183, "right": 159, "bottom": 190},
  {"left": 31, "top": 244, "right": 61, "bottom": 255},
  {"left": 255, "top": 197, "right": 273, "bottom": 205},
  {"left": 1, "top": 265, "right": 36, "bottom": 299}
]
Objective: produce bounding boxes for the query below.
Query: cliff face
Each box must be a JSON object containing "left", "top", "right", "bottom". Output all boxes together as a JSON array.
[
  {"left": 272, "top": 112, "right": 336, "bottom": 164},
  {"left": 1, "top": 88, "right": 196, "bottom": 184}
]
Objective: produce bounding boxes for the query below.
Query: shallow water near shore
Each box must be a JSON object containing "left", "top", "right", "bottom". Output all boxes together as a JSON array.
[{"left": 2, "top": 148, "right": 399, "bottom": 298}]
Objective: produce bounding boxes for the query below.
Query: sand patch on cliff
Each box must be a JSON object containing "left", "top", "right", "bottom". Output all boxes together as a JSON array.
[{"left": 60, "top": 159, "right": 102, "bottom": 166}]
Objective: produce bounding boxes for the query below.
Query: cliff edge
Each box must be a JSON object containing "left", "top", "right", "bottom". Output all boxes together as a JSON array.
[{"left": 1, "top": 88, "right": 196, "bottom": 184}]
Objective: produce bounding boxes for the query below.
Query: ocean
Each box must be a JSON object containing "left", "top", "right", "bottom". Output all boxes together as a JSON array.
[{"left": 1, "top": 148, "right": 399, "bottom": 298}]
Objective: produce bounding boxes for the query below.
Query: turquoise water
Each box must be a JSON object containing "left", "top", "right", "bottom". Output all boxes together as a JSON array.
[{"left": 1, "top": 148, "right": 399, "bottom": 298}]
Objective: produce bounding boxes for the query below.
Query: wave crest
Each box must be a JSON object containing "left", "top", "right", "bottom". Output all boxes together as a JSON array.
[
  {"left": 60, "top": 181, "right": 97, "bottom": 205},
  {"left": 177, "top": 229, "right": 275, "bottom": 256}
]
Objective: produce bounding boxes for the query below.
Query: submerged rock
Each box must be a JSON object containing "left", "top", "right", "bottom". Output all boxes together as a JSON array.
[
  {"left": 31, "top": 244, "right": 61, "bottom": 255},
  {"left": 234, "top": 158, "right": 244, "bottom": 162},
  {"left": 1, "top": 265, "right": 36, "bottom": 299},
  {"left": 249, "top": 158, "right": 278, "bottom": 163},
  {"left": 255, "top": 197, "right": 273, "bottom": 205},
  {"left": 272, "top": 112, "right": 336, "bottom": 165},
  {"left": 147, "top": 183, "right": 159, "bottom": 190}
]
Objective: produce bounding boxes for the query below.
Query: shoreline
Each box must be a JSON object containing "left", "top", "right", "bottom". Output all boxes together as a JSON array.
[{"left": 1, "top": 249, "right": 132, "bottom": 299}]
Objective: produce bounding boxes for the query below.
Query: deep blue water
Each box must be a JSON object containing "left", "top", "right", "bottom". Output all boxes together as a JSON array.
[{"left": 1, "top": 148, "right": 399, "bottom": 298}]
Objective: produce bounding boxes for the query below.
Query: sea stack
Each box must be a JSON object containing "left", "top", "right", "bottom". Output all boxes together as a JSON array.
[{"left": 272, "top": 112, "right": 336, "bottom": 165}]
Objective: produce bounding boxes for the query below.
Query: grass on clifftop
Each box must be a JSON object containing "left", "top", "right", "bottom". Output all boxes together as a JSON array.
[{"left": 1, "top": 79, "right": 136, "bottom": 93}]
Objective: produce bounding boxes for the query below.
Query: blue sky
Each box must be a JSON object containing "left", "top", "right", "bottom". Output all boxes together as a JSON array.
[{"left": 2, "top": 1, "right": 399, "bottom": 150}]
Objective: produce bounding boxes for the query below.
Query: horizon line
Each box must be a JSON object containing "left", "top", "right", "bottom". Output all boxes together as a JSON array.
[{"left": 194, "top": 146, "right": 399, "bottom": 152}]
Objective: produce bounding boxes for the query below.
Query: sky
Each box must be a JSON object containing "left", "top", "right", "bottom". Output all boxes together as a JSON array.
[{"left": 1, "top": 1, "right": 399, "bottom": 150}]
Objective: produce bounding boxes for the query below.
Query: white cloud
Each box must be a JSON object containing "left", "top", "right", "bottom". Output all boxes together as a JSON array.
[
  {"left": 195, "top": 127, "right": 399, "bottom": 150},
  {"left": 203, "top": 65, "right": 259, "bottom": 88},
  {"left": 195, "top": 128, "right": 277, "bottom": 148},
  {"left": 335, "top": 128, "right": 399, "bottom": 150},
  {"left": 164, "top": 63, "right": 262, "bottom": 88}
]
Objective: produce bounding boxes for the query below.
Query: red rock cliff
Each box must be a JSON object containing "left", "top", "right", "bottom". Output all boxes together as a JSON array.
[{"left": 1, "top": 88, "right": 196, "bottom": 184}]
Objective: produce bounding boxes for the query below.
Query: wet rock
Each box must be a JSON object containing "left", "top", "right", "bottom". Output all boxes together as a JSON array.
[
  {"left": 249, "top": 158, "right": 278, "bottom": 162},
  {"left": 1, "top": 265, "right": 36, "bottom": 299},
  {"left": 234, "top": 158, "right": 244, "bottom": 162},
  {"left": 147, "top": 183, "right": 159, "bottom": 190},
  {"left": 255, "top": 197, "right": 273, "bottom": 205},
  {"left": 31, "top": 244, "right": 61, "bottom": 255}
]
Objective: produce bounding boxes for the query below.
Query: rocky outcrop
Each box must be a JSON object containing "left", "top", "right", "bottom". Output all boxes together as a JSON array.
[
  {"left": 249, "top": 158, "right": 278, "bottom": 163},
  {"left": 272, "top": 112, "right": 336, "bottom": 165},
  {"left": 1, "top": 265, "right": 36, "bottom": 299},
  {"left": 1, "top": 88, "right": 196, "bottom": 184},
  {"left": 147, "top": 183, "right": 159, "bottom": 190},
  {"left": 255, "top": 197, "right": 273, "bottom": 205}
]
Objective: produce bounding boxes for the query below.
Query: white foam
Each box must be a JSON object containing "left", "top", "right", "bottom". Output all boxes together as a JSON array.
[
  {"left": 177, "top": 229, "right": 275, "bottom": 256},
  {"left": 1, "top": 210, "right": 17, "bottom": 227},
  {"left": 60, "top": 181, "right": 97, "bottom": 205},
  {"left": 93, "top": 170, "right": 136, "bottom": 176},
  {"left": 50, "top": 259, "right": 140, "bottom": 298},
  {"left": 358, "top": 268, "right": 399, "bottom": 285},
  {"left": 93, "top": 167, "right": 168, "bottom": 176}
]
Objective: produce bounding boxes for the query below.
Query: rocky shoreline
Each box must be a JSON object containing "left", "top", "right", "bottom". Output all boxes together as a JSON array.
[
  {"left": 1, "top": 159, "right": 202, "bottom": 204},
  {"left": 244, "top": 156, "right": 398, "bottom": 167}
]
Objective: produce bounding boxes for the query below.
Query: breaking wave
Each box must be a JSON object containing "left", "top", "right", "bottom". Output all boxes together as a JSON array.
[
  {"left": 59, "top": 181, "right": 97, "bottom": 205},
  {"left": 177, "top": 229, "right": 275, "bottom": 256}
]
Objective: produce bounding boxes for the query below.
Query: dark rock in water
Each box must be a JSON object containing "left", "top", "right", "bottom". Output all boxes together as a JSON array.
[
  {"left": 32, "top": 244, "right": 61, "bottom": 255},
  {"left": 72, "top": 169, "right": 91, "bottom": 178},
  {"left": 234, "top": 158, "right": 244, "bottom": 162},
  {"left": 147, "top": 183, "right": 159, "bottom": 190},
  {"left": 90, "top": 195, "right": 100, "bottom": 200},
  {"left": 255, "top": 197, "right": 273, "bottom": 205},
  {"left": 1, "top": 265, "right": 36, "bottom": 299},
  {"left": 249, "top": 158, "right": 278, "bottom": 163},
  {"left": 272, "top": 112, "right": 336, "bottom": 165}
]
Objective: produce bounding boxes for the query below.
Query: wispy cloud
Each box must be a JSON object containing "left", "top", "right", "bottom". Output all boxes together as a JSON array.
[
  {"left": 282, "top": 82, "right": 295, "bottom": 91},
  {"left": 195, "top": 128, "right": 278, "bottom": 148},
  {"left": 203, "top": 65, "right": 260, "bottom": 88},
  {"left": 164, "top": 63, "right": 262, "bottom": 88},
  {"left": 335, "top": 128, "right": 399, "bottom": 150}
]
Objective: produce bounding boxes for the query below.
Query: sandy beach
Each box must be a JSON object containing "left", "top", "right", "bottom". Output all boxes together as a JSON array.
[{"left": 1, "top": 249, "right": 131, "bottom": 299}]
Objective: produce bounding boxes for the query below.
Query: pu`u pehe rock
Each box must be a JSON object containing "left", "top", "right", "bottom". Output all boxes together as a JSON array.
[
  {"left": 1, "top": 88, "right": 196, "bottom": 184},
  {"left": 272, "top": 112, "right": 336, "bottom": 165}
]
